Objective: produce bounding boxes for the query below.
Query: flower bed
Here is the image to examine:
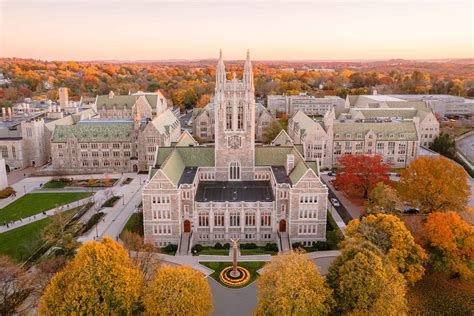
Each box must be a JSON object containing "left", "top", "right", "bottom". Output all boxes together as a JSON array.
[{"left": 219, "top": 266, "right": 250, "bottom": 287}]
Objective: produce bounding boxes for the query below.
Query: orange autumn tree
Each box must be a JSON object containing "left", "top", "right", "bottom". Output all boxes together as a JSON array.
[
  {"left": 425, "top": 212, "right": 474, "bottom": 280},
  {"left": 39, "top": 237, "right": 143, "bottom": 315},
  {"left": 144, "top": 265, "right": 213, "bottom": 316},
  {"left": 333, "top": 154, "right": 390, "bottom": 198},
  {"left": 399, "top": 156, "right": 470, "bottom": 213},
  {"left": 344, "top": 214, "right": 427, "bottom": 284}
]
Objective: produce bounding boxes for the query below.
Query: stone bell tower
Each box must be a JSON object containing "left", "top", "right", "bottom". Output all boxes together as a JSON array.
[{"left": 214, "top": 50, "right": 256, "bottom": 181}]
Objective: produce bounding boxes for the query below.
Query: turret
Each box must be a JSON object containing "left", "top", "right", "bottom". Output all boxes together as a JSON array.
[
  {"left": 243, "top": 49, "right": 254, "bottom": 92},
  {"left": 215, "top": 49, "right": 226, "bottom": 95}
]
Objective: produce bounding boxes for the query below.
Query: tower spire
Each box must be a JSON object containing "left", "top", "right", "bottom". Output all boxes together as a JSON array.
[{"left": 243, "top": 49, "right": 254, "bottom": 91}]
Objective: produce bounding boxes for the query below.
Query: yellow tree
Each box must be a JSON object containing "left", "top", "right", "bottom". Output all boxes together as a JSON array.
[
  {"left": 425, "top": 211, "right": 474, "bottom": 280},
  {"left": 326, "top": 241, "right": 407, "bottom": 315},
  {"left": 39, "top": 237, "right": 143, "bottom": 315},
  {"left": 365, "top": 182, "right": 404, "bottom": 214},
  {"left": 144, "top": 265, "right": 212, "bottom": 316},
  {"left": 255, "top": 251, "right": 333, "bottom": 315},
  {"left": 399, "top": 156, "right": 470, "bottom": 213},
  {"left": 344, "top": 214, "right": 427, "bottom": 284}
]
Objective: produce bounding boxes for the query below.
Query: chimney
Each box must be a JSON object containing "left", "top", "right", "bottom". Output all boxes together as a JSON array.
[
  {"left": 286, "top": 154, "right": 295, "bottom": 175},
  {"left": 108, "top": 91, "right": 115, "bottom": 99},
  {"left": 1, "top": 108, "right": 5, "bottom": 121}
]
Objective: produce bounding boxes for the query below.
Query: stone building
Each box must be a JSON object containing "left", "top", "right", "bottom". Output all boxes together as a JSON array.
[
  {"left": 50, "top": 106, "right": 180, "bottom": 173},
  {"left": 192, "top": 101, "right": 273, "bottom": 142},
  {"left": 142, "top": 51, "right": 328, "bottom": 251},
  {"left": 267, "top": 94, "right": 345, "bottom": 116},
  {"left": 287, "top": 96, "right": 440, "bottom": 169},
  {"left": 0, "top": 117, "right": 48, "bottom": 171},
  {"left": 94, "top": 90, "right": 168, "bottom": 120}
]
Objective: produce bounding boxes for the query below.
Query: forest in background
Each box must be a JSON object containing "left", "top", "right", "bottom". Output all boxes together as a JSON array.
[{"left": 0, "top": 58, "right": 473, "bottom": 110}]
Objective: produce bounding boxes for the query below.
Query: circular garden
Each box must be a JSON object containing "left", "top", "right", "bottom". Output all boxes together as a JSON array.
[{"left": 219, "top": 266, "right": 251, "bottom": 287}]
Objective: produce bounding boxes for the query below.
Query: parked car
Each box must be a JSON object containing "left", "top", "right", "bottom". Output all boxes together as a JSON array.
[
  {"left": 330, "top": 198, "right": 340, "bottom": 207},
  {"left": 328, "top": 172, "right": 336, "bottom": 177},
  {"left": 404, "top": 207, "right": 420, "bottom": 214}
]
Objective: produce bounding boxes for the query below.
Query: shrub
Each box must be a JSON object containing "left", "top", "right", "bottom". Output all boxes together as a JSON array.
[
  {"left": 264, "top": 243, "right": 278, "bottom": 252},
  {"left": 292, "top": 242, "right": 303, "bottom": 249},
  {"left": 0, "top": 187, "right": 15, "bottom": 199},
  {"left": 223, "top": 243, "right": 230, "bottom": 249},
  {"left": 214, "top": 242, "right": 223, "bottom": 249},
  {"left": 314, "top": 241, "right": 330, "bottom": 251},
  {"left": 163, "top": 244, "right": 177, "bottom": 254},
  {"left": 191, "top": 244, "right": 203, "bottom": 253},
  {"left": 241, "top": 243, "right": 258, "bottom": 249},
  {"left": 82, "top": 212, "right": 105, "bottom": 233}
]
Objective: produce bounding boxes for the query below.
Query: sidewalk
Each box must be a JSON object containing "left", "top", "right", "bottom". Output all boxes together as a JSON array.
[{"left": 0, "top": 196, "right": 94, "bottom": 233}]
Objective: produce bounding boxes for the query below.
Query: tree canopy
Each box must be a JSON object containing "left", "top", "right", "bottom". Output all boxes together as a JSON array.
[
  {"left": 424, "top": 211, "right": 474, "bottom": 280},
  {"left": 39, "top": 237, "right": 143, "bottom": 315},
  {"left": 399, "top": 156, "right": 470, "bottom": 213},
  {"left": 255, "top": 251, "right": 333, "bottom": 315},
  {"left": 326, "top": 241, "right": 407, "bottom": 315},
  {"left": 429, "top": 133, "right": 456, "bottom": 159},
  {"left": 262, "top": 120, "right": 283, "bottom": 144},
  {"left": 333, "top": 154, "right": 390, "bottom": 198},
  {"left": 365, "top": 182, "right": 404, "bottom": 214},
  {"left": 0, "top": 256, "right": 34, "bottom": 315},
  {"left": 144, "top": 265, "right": 213, "bottom": 316},
  {"left": 344, "top": 214, "right": 427, "bottom": 284}
]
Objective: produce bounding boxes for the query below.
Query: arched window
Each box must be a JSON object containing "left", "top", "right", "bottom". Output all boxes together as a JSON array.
[
  {"left": 237, "top": 101, "right": 244, "bottom": 130},
  {"left": 226, "top": 102, "right": 233, "bottom": 130},
  {"left": 229, "top": 160, "right": 240, "bottom": 180}
]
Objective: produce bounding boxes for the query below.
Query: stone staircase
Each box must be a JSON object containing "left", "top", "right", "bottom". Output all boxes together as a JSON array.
[
  {"left": 279, "top": 232, "right": 291, "bottom": 251},
  {"left": 178, "top": 232, "right": 191, "bottom": 255}
]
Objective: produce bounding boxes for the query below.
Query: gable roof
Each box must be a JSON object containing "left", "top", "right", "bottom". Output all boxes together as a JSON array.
[
  {"left": 150, "top": 108, "right": 179, "bottom": 134},
  {"left": 271, "top": 129, "right": 294, "bottom": 146},
  {"left": 176, "top": 131, "right": 198, "bottom": 147}
]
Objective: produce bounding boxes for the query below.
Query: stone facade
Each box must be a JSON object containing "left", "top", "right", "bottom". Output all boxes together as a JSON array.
[
  {"left": 267, "top": 94, "right": 345, "bottom": 116},
  {"left": 192, "top": 102, "right": 273, "bottom": 142},
  {"left": 143, "top": 51, "right": 328, "bottom": 250}
]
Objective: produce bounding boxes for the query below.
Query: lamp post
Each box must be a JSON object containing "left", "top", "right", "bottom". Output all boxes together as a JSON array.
[{"left": 122, "top": 193, "right": 125, "bottom": 206}]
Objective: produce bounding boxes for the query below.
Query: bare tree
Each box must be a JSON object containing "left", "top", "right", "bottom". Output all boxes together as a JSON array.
[
  {"left": 0, "top": 256, "right": 35, "bottom": 315},
  {"left": 121, "top": 231, "right": 160, "bottom": 283}
]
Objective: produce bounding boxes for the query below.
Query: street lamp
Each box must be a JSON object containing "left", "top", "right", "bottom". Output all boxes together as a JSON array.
[{"left": 122, "top": 193, "right": 125, "bottom": 206}]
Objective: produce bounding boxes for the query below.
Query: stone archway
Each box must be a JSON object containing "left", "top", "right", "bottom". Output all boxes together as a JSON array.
[
  {"left": 183, "top": 220, "right": 191, "bottom": 233},
  {"left": 132, "top": 164, "right": 138, "bottom": 172},
  {"left": 279, "top": 219, "right": 286, "bottom": 232}
]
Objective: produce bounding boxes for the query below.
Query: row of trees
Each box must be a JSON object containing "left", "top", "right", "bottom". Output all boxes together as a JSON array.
[
  {"left": 1, "top": 209, "right": 471, "bottom": 315},
  {"left": 1, "top": 58, "right": 474, "bottom": 109},
  {"left": 334, "top": 154, "right": 471, "bottom": 214}
]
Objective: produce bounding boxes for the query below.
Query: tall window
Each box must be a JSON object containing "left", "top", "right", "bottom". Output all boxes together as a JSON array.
[
  {"left": 230, "top": 212, "right": 240, "bottom": 227},
  {"left": 245, "top": 212, "right": 256, "bottom": 226},
  {"left": 237, "top": 102, "right": 244, "bottom": 130},
  {"left": 226, "top": 102, "right": 233, "bottom": 130},
  {"left": 199, "top": 212, "right": 209, "bottom": 227},
  {"left": 214, "top": 212, "right": 224, "bottom": 227},
  {"left": 261, "top": 212, "right": 271, "bottom": 227},
  {"left": 229, "top": 160, "right": 240, "bottom": 180}
]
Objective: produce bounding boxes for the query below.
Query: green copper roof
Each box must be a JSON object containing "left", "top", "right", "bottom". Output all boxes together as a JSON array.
[
  {"left": 289, "top": 161, "right": 308, "bottom": 184},
  {"left": 333, "top": 121, "right": 417, "bottom": 141},
  {"left": 150, "top": 109, "right": 179, "bottom": 134},
  {"left": 272, "top": 130, "right": 294, "bottom": 146},
  {"left": 52, "top": 121, "right": 133, "bottom": 142}
]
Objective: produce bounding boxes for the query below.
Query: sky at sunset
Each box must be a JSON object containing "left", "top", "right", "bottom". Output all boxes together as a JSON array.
[{"left": 0, "top": 0, "right": 472, "bottom": 61}]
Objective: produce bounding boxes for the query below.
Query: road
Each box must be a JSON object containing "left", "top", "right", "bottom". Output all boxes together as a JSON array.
[{"left": 320, "top": 174, "right": 355, "bottom": 224}]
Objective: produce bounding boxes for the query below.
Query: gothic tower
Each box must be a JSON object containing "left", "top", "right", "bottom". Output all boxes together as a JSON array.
[{"left": 214, "top": 50, "right": 256, "bottom": 181}]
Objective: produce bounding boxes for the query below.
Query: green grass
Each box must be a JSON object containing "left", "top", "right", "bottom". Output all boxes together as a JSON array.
[
  {"left": 102, "top": 196, "right": 121, "bottom": 207},
  {"left": 0, "top": 192, "right": 93, "bottom": 223},
  {"left": 240, "top": 248, "right": 276, "bottom": 256},
  {"left": 195, "top": 247, "right": 230, "bottom": 256},
  {"left": 42, "top": 179, "right": 72, "bottom": 188},
  {"left": 121, "top": 212, "right": 144, "bottom": 237},
  {"left": 82, "top": 212, "right": 105, "bottom": 233},
  {"left": 201, "top": 261, "right": 267, "bottom": 288},
  {"left": 0, "top": 217, "right": 51, "bottom": 262},
  {"left": 0, "top": 207, "right": 84, "bottom": 262}
]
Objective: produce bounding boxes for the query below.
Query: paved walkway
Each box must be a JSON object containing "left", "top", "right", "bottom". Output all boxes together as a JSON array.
[
  {"left": 78, "top": 174, "right": 144, "bottom": 242},
  {"left": 0, "top": 196, "right": 93, "bottom": 233}
]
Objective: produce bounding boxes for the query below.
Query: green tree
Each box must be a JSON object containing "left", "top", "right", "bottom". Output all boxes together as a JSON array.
[
  {"left": 39, "top": 237, "right": 143, "bottom": 315},
  {"left": 144, "top": 265, "right": 213, "bottom": 316},
  {"left": 327, "top": 241, "right": 407, "bottom": 315},
  {"left": 344, "top": 214, "right": 427, "bottom": 284},
  {"left": 255, "top": 251, "right": 333, "bottom": 315},
  {"left": 429, "top": 133, "right": 456, "bottom": 159},
  {"left": 262, "top": 120, "right": 283, "bottom": 144}
]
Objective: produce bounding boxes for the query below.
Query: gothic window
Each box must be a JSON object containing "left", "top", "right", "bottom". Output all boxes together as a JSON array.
[
  {"left": 198, "top": 212, "right": 209, "bottom": 227},
  {"left": 229, "top": 160, "right": 240, "bottom": 180},
  {"left": 214, "top": 212, "right": 224, "bottom": 227},
  {"left": 230, "top": 212, "right": 240, "bottom": 227},
  {"left": 237, "top": 102, "right": 244, "bottom": 130},
  {"left": 261, "top": 212, "right": 271, "bottom": 227},
  {"left": 226, "top": 102, "right": 232, "bottom": 130},
  {"left": 245, "top": 212, "right": 256, "bottom": 226}
]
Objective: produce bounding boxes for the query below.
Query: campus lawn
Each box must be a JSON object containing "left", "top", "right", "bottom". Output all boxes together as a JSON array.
[
  {"left": 0, "top": 207, "right": 83, "bottom": 262},
  {"left": 201, "top": 261, "right": 267, "bottom": 288},
  {"left": 121, "top": 212, "right": 144, "bottom": 237},
  {"left": 240, "top": 248, "right": 277, "bottom": 256},
  {"left": 42, "top": 178, "right": 72, "bottom": 188},
  {"left": 0, "top": 192, "right": 92, "bottom": 223},
  {"left": 0, "top": 217, "right": 52, "bottom": 262}
]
